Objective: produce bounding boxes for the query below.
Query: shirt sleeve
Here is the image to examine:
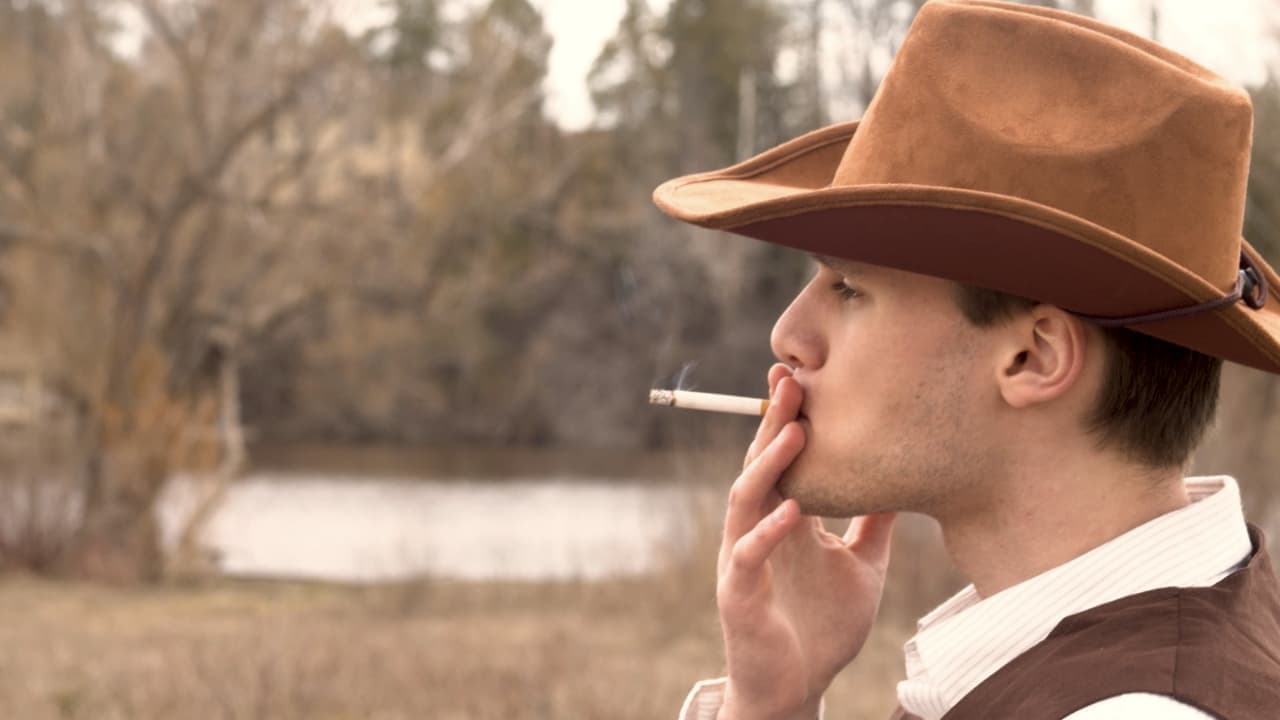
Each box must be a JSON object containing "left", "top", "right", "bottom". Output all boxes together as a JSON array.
[
  {"left": 1062, "top": 693, "right": 1214, "bottom": 719},
  {"left": 678, "top": 677, "right": 826, "bottom": 720}
]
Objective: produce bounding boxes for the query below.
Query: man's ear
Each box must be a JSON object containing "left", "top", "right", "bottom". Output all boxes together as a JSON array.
[{"left": 995, "top": 307, "right": 1090, "bottom": 409}]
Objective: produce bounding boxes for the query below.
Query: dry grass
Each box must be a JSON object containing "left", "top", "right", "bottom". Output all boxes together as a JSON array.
[
  {"left": 0, "top": 492, "right": 961, "bottom": 720},
  {"left": 0, "top": 570, "right": 730, "bottom": 719}
]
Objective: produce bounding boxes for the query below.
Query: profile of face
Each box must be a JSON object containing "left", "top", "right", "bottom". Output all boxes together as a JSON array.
[{"left": 770, "top": 258, "right": 1003, "bottom": 519}]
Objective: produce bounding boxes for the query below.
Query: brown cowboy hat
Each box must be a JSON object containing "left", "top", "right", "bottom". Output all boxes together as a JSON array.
[{"left": 653, "top": 0, "right": 1280, "bottom": 374}]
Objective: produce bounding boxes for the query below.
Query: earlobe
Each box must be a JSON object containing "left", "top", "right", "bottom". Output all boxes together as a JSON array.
[{"left": 997, "top": 312, "right": 1086, "bottom": 409}]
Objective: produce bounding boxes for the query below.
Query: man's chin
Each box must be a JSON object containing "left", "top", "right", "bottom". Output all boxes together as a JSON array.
[{"left": 777, "top": 466, "right": 875, "bottom": 518}]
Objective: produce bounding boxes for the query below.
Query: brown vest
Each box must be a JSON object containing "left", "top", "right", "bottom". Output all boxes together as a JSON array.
[{"left": 916, "top": 524, "right": 1280, "bottom": 719}]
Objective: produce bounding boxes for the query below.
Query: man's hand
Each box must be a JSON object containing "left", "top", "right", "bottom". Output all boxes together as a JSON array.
[{"left": 715, "top": 363, "right": 897, "bottom": 720}]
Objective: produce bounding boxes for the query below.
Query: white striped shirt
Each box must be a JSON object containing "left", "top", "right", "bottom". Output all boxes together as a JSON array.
[
  {"left": 900, "top": 475, "right": 1249, "bottom": 718},
  {"left": 680, "top": 476, "right": 1252, "bottom": 720}
]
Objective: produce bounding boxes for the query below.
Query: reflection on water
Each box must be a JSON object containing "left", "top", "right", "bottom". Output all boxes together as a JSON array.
[{"left": 158, "top": 446, "right": 736, "bottom": 583}]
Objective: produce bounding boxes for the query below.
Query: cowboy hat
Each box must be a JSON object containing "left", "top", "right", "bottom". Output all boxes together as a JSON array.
[{"left": 653, "top": 0, "right": 1280, "bottom": 374}]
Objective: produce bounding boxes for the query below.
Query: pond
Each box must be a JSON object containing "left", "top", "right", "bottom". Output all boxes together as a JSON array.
[{"left": 156, "top": 446, "right": 734, "bottom": 583}]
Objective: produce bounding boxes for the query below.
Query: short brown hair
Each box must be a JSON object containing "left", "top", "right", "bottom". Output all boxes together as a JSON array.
[{"left": 953, "top": 285, "right": 1222, "bottom": 469}]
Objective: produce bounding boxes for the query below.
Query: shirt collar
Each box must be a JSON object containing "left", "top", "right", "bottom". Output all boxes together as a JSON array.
[{"left": 897, "top": 475, "right": 1251, "bottom": 720}]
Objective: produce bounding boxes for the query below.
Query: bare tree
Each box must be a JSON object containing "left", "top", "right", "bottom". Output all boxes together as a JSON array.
[
  {"left": 0, "top": 0, "right": 583, "bottom": 580},
  {"left": 0, "top": 0, "right": 365, "bottom": 579}
]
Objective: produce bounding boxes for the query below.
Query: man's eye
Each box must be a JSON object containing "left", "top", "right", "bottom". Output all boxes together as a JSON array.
[{"left": 830, "top": 280, "right": 860, "bottom": 301}]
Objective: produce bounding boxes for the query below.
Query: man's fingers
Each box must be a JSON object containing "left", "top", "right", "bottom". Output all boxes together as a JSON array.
[
  {"left": 745, "top": 376, "right": 802, "bottom": 466},
  {"left": 742, "top": 365, "right": 798, "bottom": 467},
  {"left": 767, "top": 363, "right": 792, "bottom": 398},
  {"left": 726, "top": 422, "right": 804, "bottom": 542},
  {"left": 722, "top": 499, "right": 800, "bottom": 599}
]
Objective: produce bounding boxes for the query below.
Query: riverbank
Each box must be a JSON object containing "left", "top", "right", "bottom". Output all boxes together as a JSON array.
[{"left": 0, "top": 519, "right": 955, "bottom": 719}]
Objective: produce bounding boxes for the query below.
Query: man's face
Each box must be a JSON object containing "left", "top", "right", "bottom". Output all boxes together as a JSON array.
[{"left": 770, "top": 257, "right": 1000, "bottom": 518}]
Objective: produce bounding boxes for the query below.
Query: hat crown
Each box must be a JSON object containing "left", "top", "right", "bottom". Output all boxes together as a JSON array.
[
  {"left": 651, "top": 0, "right": 1280, "bottom": 373},
  {"left": 833, "top": 0, "right": 1253, "bottom": 287}
]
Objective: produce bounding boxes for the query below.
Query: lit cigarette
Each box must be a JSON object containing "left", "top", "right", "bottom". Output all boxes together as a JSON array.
[{"left": 648, "top": 389, "right": 770, "bottom": 416}]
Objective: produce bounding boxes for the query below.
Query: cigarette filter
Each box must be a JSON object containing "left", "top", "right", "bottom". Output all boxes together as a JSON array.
[{"left": 648, "top": 389, "right": 769, "bottom": 416}]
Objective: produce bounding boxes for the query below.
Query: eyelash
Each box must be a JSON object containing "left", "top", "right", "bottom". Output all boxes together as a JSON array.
[{"left": 830, "top": 279, "right": 859, "bottom": 301}]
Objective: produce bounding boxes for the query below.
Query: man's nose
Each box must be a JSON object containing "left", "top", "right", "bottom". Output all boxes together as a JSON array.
[{"left": 770, "top": 283, "right": 825, "bottom": 371}]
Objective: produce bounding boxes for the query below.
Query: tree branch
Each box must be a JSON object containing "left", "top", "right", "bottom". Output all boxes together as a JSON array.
[{"left": 133, "top": 0, "right": 212, "bottom": 153}]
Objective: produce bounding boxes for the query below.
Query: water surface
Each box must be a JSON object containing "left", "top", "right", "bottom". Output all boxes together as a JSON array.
[{"left": 158, "top": 446, "right": 734, "bottom": 583}]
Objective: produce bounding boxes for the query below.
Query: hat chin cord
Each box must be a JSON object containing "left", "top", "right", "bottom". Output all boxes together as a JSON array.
[{"left": 1074, "top": 252, "right": 1269, "bottom": 328}]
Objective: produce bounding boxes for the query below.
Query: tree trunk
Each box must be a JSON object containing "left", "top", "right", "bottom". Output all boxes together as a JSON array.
[
  {"left": 63, "top": 443, "right": 167, "bottom": 583},
  {"left": 61, "top": 345, "right": 204, "bottom": 583},
  {"left": 168, "top": 349, "right": 245, "bottom": 580}
]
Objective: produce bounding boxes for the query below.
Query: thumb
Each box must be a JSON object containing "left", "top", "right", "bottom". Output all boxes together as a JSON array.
[{"left": 843, "top": 512, "right": 897, "bottom": 565}]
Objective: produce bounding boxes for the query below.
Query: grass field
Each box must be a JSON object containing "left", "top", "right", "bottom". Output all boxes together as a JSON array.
[{"left": 0, "top": 512, "right": 959, "bottom": 720}]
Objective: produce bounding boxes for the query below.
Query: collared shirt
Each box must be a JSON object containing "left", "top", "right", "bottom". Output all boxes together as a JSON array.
[{"left": 679, "top": 476, "right": 1252, "bottom": 720}]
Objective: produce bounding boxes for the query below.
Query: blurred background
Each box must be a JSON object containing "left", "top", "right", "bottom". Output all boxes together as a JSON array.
[{"left": 0, "top": 0, "right": 1277, "bottom": 717}]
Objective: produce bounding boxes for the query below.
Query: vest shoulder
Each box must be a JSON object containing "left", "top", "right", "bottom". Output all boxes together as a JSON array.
[{"left": 943, "top": 576, "right": 1280, "bottom": 720}]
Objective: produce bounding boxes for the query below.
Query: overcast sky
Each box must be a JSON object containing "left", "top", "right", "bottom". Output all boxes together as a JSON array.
[{"left": 335, "top": 0, "right": 1279, "bottom": 131}]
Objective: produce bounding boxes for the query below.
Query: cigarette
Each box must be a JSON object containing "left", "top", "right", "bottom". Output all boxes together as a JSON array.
[{"left": 648, "top": 389, "right": 770, "bottom": 416}]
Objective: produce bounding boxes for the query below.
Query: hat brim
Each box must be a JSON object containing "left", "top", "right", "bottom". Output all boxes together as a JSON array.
[{"left": 653, "top": 121, "right": 1280, "bottom": 374}]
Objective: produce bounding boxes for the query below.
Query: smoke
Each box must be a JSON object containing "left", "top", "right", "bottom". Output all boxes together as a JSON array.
[{"left": 673, "top": 361, "right": 698, "bottom": 391}]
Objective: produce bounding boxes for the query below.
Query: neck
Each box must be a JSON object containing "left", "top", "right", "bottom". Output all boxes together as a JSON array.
[{"left": 937, "top": 450, "right": 1190, "bottom": 598}]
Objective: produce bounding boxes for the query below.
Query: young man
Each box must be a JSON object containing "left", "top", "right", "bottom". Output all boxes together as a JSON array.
[{"left": 652, "top": 1, "right": 1280, "bottom": 718}]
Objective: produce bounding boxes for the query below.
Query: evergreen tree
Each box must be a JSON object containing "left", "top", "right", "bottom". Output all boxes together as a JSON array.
[
  {"left": 1246, "top": 75, "right": 1280, "bottom": 263},
  {"left": 381, "top": 0, "right": 446, "bottom": 72},
  {"left": 663, "top": 0, "right": 791, "bottom": 169}
]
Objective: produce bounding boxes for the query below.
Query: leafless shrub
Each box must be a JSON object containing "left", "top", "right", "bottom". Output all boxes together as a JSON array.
[{"left": 0, "top": 424, "right": 86, "bottom": 573}]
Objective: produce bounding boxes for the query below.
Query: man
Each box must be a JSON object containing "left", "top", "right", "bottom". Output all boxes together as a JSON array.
[{"left": 651, "top": 1, "right": 1280, "bottom": 718}]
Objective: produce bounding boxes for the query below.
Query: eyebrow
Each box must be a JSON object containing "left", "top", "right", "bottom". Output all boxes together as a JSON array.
[{"left": 808, "top": 253, "right": 865, "bottom": 275}]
